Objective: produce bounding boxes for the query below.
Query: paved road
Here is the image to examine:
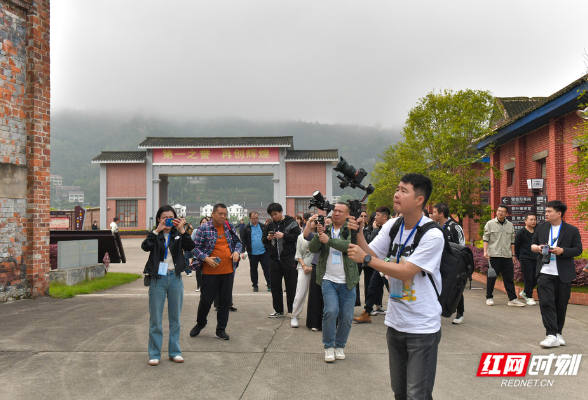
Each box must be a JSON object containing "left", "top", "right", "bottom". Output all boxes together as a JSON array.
[{"left": 0, "top": 238, "right": 586, "bottom": 399}]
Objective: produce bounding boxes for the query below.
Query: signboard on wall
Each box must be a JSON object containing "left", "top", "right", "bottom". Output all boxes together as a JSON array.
[
  {"left": 152, "top": 147, "right": 280, "bottom": 164},
  {"left": 501, "top": 196, "right": 547, "bottom": 231}
]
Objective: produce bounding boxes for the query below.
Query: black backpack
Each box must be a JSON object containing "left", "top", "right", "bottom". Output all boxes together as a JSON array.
[{"left": 387, "top": 217, "right": 474, "bottom": 318}]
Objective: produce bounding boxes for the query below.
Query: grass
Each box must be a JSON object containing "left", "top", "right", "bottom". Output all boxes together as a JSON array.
[{"left": 49, "top": 272, "right": 142, "bottom": 299}]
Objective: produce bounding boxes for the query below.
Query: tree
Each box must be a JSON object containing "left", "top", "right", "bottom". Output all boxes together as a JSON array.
[
  {"left": 368, "top": 89, "right": 500, "bottom": 224},
  {"left": 568, "top": 88, "right": 588, "bottom": 228}
]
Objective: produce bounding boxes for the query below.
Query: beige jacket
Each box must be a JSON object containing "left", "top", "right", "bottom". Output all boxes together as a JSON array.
[{"left": 483, "top": 218, "right": 515, "bottom": 258}]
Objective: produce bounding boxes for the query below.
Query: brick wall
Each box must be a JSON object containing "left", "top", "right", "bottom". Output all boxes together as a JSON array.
[
  {"left": 106, "top": 163, "right": 146, "bottom": 198},
  {"left": 285, "top": 162, "right": 326, "bottom": 215},
  {"left": 0, "top": 0, "right": 50, "bottom": 301},
  {"left": 490, "top": 112, "right": 588, "bottom": 247}
]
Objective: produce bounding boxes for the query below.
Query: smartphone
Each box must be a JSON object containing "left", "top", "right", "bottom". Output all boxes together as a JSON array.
[
  {"left": 165, "top": 218, "right": 174, "bottom": 227},
  {"left": 213, "top": 257, "right": 221, "bottom": 264},
  {"left": 268, "top": 231, "right": 275, "bottom": 235}
]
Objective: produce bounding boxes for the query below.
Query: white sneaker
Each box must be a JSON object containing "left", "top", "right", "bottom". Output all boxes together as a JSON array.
[
  {"left": 335, "top": 348, "right": 345, "bottom": 360},
  {"left": 508, "top": 299, "right": 526, "bottom": 307},
  {"left": 324, "top": 348, "right": 335, "bottom": 363},
  {"left": 519, "top": 290, "right": 528, "bottom": 300},
  {"left": 556, "top": 334, "right": 566, "bottom": 346},
  {"left": 452, "top": 315, "right": 464, "bottom": 324},
  {"left": 195, "top": 288, "right": 200, "bottom": 292},
  {"left": 540, "top": 335, "right": 560, "bottom": 348},
  {"left": 311, "top": 328, "right": 319, "bottom": 332},
  {"left": 290, "top": 316, "right": 299, "bottom": 328},
  {"left": 486, "top": 299, "right": 494, "bottom": 306},
  {"left": 526, "top": 298, "right": 536, "bottom": 306}
]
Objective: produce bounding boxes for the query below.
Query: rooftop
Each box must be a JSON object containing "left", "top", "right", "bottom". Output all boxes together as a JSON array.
[
  {"left": 92, "top": 151, "right": 147, "bottom": 163},
  {"left": 285, "top": 149, "right": 339, "bottom": 161},
  {"left": 138, "top": 136, "right": 293, "bottom": 149}
]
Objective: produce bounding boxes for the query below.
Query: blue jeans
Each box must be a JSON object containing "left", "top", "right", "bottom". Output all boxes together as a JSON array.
[
  {"left": 148, "top": 270, "right": 183, "bottom": 359},
  {"left": 386, "top": 327, "right": 441, "bottom": 400},
  {"left": 321, "top": 279, "right": 356, "bottom": 349}
]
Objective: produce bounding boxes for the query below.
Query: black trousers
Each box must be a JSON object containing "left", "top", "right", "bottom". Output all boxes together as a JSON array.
[
  {"left": 364, "top": 267, "right": 387, "bottom": 312},
  {"left": 249, "top": 252, "right": 271, "bottom": 287},
  {"left": 194, "top": 268, "right": 202, "bottom": 289},
  {"left": 306, "top": 264, "right": 323, "bottom": 330},
  {"left": 520, "top": 258, "right": 538, "bottom": 298},
  {"left": 456, "top": 295, "right": 464, "bottom": 316},
  {"left": 269, "top": 256, "right": 298, "bottom": 314},
  {"left": 537, "top": 273, "right": 572, "bottom": 336},
  {"left": 197, "top": 273, "right": 234, "bottom": 332},
  {"left": 486, "top": 257, "right": 517, "bottom": 301}
]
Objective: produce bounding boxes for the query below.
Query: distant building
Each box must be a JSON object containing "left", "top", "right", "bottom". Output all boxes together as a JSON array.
[
  {"left": 50, "top": 175, "right": 63, "bottom": 186},
  {"left": 187, "top": 176, "right": 207, "bottom": 185},
  {"left": 228, "top": 204, "right": 247, "bottom": 220},
  {"left": 200, "top": 204, "right": 214, "bottom": 217},
  {"left": 68, "top": 191, "right": 85, "bottom": 203},
  {"left": 55, "top": 186, "right": 84, "bottom": 204}
]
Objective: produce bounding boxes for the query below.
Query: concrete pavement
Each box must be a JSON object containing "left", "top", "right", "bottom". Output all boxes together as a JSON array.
[{"left": 0, "top": 238, "right": 586, "bottom": 399}]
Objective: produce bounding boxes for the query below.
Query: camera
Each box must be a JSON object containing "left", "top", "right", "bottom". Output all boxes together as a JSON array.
[
  {"left": 165, "top": 218, "right": 174, "bottom": 227},
  {"left": 317, "top": 215, "right": 325, "bottom": 227},
  {"left": 309, "top": 190, "right": 334, "bottom": 214},
  {"left": 334, "top": 157, "right": 375, "bottom": 195},
  {"left": 541, "top": 245, "right": 553, "bottom": 264}
]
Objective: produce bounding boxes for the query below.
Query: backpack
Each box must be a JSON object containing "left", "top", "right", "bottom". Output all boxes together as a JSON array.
[{"left": 387, "top": 217, "right": 474, "bottom": 318}]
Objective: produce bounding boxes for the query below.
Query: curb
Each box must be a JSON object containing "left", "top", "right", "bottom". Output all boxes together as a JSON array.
[{"left": 471, "top": 272, "right": 588, "bottom": 306}]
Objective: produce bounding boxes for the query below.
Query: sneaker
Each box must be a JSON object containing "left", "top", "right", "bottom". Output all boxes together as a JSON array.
[
  {"left": 253, "top": 285, "right": 259, "bottom": 292},
  {"left": 186, "top": 271, "right": 193, "bottom": 277},
  {"left": 526, "top": 298, "right": 537, "bottom": 306},
  {"left": 324, "top": 348, "right": 335, "bottom": 363},
  {"left": 508, "top": 299, "right": 526, "bottom": 307},
  {"left": 371, "top": 306, "right": 386, "bottom": 316},
  {"left": 148, "top": 359, "right": 159, "bottom": 366},
  {"left": 556, "top": 334, "right": 566, "bottom": 346},
  {"left": 268, "top": 312, "right": 284, "bottom": 318},
  {"left": 189, "top": 323, "right": 206, "bottom": 337},
  {"left": 168, "top": 355, "right": 184, "bottom": 363},
  {"left": 335, "top": 348, "right": 345, "bottom": 360},
  {"left": 229, "top": 306, "right": 238, "bottom": 312},
  {"left": 311, "top": 328, "right": 319, "bottom": 332},
  {"left": 540, "top": 335, "right": 560, "bottom": 348},
  {"left": 519, "top": 290, "right": 528, "bottom": 301},
  {"left": 291, "top": 316, "right": 299, "bottom": 328},
  {"left": 215, "top": 330, "right": 230, "bottom": 340},
  {"left": 486, "top": 299, "right": 494, "bottom": 306},
  {"left": 267, "top": 286, "right": 271, "bottom": 291},
  {"left": 195, "top": 288, "right": 200, "bottom": 292},
  {"left": 353, "top": 311, "right": 372, "bottom": 324},
  {"left": 452, "top": 315, "right": 464, "bottom": 324}
]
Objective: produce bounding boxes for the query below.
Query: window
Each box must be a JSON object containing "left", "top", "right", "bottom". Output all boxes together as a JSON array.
[
  {"left": 480, "top": 178, "right": 490, "bottom": 205},
  {"left": 116, "top": 200, "right": 138, "bottom": 227},
  {"left": 507, "top": 169, "right": 514, "bottom": 187},
  {"left": 295, "top": 198, "right": 317, "bottom": 216},
  {"left": 537, "top": 159, "right": 547, "bottom": 195}
]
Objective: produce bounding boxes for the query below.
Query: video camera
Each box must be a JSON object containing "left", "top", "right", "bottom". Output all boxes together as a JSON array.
[{"left": 309, "top": 157, "right": 375, "bottom": 243}]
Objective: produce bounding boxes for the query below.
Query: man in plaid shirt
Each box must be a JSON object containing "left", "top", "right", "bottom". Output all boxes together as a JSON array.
[{"left": 189, "top": 203, "right": 242, "bottom": 341}]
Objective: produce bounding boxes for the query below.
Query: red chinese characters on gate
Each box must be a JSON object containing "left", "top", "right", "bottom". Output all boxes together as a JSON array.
[
  {"left": 153, "top": 147, "right": 280, "bottom": 164},
  {"left": 477, "top": 353, "right": 531, "bottom": 377}
]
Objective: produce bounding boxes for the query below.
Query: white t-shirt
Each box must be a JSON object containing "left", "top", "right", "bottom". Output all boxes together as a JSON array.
[
  {"left": 369, "top": 216, "right": 444, "bottom": 334},
  {"left": 110, "top": 222, "right": 118, "bottom": 233},
  {"left": 540, "top": 224, "right": 561, "bottom": 276},
  {"left": 323, "top": 227, "right": 347, "bottom": 284}
]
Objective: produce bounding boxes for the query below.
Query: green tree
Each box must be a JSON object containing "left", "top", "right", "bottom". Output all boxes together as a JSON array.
[{"left": 368, "top": 89, "right": 500, "bottom": 224}]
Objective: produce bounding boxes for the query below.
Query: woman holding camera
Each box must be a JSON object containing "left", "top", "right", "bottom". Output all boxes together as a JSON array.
[{"left": 142, "top": 205, "right": 195, "bottom": 366}]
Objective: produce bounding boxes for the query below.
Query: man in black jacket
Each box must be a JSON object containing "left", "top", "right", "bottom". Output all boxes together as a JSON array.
[
  {"left": 514, "top": 212, "right": 538, "bottom": 305},
  {"left": 241, "top": 211, "right": 271, "bottom": 292},
  {"left": 262, "top": 202, "right": 301, "bottom": 318},
  {"left": 531, "top": 200, "right": 582, "bottom": 348}
]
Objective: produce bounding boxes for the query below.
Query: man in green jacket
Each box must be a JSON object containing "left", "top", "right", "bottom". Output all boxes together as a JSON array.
[{"left": 309, "top": 202, "right": 359, "bottom": 363}]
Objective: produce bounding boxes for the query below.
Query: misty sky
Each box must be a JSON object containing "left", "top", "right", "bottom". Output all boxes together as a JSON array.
[{"left": 51, "top": 0, "right": 588, "bottom": 129}]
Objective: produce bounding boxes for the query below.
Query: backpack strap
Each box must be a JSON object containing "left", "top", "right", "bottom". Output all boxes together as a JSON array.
[
  {"left": 413, "top": 221, "right": 449, "bottom": 301},
  {"left": 386, "top": 217, "right": 405, "bottom": 258}
]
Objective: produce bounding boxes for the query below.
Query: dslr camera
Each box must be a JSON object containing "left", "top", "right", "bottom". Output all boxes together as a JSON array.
[{"left": 541, "top": 245, "right": 554, "bottom": 264}]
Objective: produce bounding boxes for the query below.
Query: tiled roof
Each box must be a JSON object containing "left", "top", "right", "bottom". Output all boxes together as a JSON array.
[
  {"left": 497, "top": 97, "right": 547, "bottom": 120},
  {"left": 493, "top": 73, "right": 588, "bottom": 131},
  {"left": 92, "top": 151, "right": 147, "bottom": 163},
  {"left": 139, "top": 136, "right": 293, "bottom": 148},
  {"left": 285, "top": 149, "right": 339, "bottom": 161}
]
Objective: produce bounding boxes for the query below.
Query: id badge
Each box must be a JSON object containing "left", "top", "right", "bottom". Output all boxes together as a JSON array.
[
  {"left": 332, "top": 251, "right": 342, "bottom": 265},
  {"left": 158, "top": 262, "right": 168, "bottom": 276}
]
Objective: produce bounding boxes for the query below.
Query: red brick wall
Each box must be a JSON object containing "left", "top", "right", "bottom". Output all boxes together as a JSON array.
[
  {"left": 285, "top": 162, "right": 327, "bottom": 216},
  {"left": 0, "top": 0, "right": 50, "bottom": 301},
  {"left": 489, "top": 112, "right": 588, "bottom": 247},
  {"left": 107, "top": 163, "right": 146, "bottom": 198}
]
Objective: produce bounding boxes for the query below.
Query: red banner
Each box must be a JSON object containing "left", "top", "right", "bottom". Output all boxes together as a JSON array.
[{"left": 153, "top": 147, "right": 280, "bottom": 164}]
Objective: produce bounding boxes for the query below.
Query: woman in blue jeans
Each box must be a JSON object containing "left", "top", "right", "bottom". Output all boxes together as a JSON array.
[{"left": 142, "top": 205, "right": 195, "bottom": 366}]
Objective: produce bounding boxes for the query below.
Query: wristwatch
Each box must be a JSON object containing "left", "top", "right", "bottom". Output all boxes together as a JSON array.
[{"left": 363, "top": 254, "right": 372, "bottom": 266}]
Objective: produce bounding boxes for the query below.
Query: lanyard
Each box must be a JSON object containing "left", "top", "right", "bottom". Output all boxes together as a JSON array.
[
  {"left": 550, "top": 225, "right": 561, "bottom": 246},
  {"left": 331, "top": 226, "right": 340, "bottom": 239},
  {"left": 396, "top": 217, "right": 423, "bottom": 263},
  {"left": 163, "top": 233, "right": 172, "bottom": 260},
  {"left": 442, "top": 220, "right": 448, "bottom": 230}
]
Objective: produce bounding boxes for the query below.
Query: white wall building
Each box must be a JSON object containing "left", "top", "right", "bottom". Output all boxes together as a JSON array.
[
  {"left": 227, "top": 204, "right": 247, "bottom": 220},
  {"left": 68, "top": 191, "right": 84, "bottom": 203},
  {"left": 200, "top": 204, "right": 214, "bottom": 217}
]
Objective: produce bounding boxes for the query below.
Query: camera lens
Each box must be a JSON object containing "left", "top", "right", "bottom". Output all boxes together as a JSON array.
[{"left": 335, "top": 157, "right": 358, "bottom": 178}]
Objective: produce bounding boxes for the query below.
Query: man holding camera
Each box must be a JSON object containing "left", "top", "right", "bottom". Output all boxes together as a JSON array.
[
  {"left": 309, "top": 202, "right": 359, "bottom": 363},
  {"left": 190, "top": 203, "right": 242, "bottom": 341},
  {"left": 263, "top": 202, "right": 301, "bottom": 318},
  {"left": 483, "top": 204, "right": 525, "bottom": 306},
  {"left": 531, "top": 200, "right": 582, "bottom": 348},
  {"left": 347, "top": 173, "right": 443, "bottom": 399}
]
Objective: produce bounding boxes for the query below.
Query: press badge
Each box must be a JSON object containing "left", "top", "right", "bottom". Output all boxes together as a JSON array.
[
  {"left": 332, "top": 250, "right": 342, "bottom": 264},
  {"left": 158, "top": 262, "right": 168, "bottom": 275}
]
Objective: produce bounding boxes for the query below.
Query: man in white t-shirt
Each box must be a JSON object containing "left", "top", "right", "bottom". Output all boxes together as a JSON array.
[
  {"left": 348, "top": 173, "right": 443, "bottom": 400},
  {"left": 110, "top": 217, "right": 119, "bottom": 234}
]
